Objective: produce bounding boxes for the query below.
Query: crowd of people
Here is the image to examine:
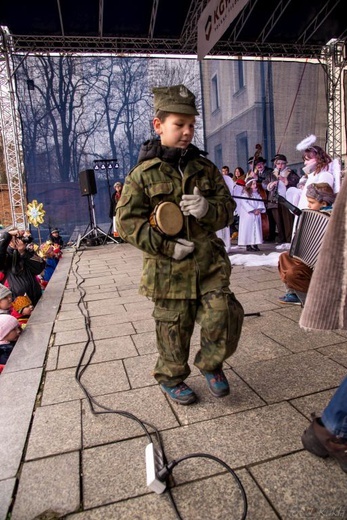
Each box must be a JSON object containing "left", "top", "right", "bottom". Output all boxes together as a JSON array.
[{"left": 0, "top": 227, "right": 64, "bottom": 372}]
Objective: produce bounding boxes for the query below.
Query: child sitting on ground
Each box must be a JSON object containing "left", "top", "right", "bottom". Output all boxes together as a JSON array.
[
  {"left": 278, "top": 182, "right": 335, "bottom": 306},
  {"left": 0, "top": 314, "right": 22, "bottom": 370},
  {"left": 0, "top": 283, "right": 12, "bottom": 315},
  {"left": 11, "top": 294, "right": 34, "bottom": 328}
]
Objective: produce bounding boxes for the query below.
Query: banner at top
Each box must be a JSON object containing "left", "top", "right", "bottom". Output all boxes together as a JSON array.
[{"left": 197, "top": 0, "right": 249, "bottom": 60}]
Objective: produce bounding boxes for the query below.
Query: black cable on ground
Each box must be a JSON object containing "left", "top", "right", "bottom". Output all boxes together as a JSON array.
[{"left": 70, "top": 247, "right": 248, "bottom": 519}]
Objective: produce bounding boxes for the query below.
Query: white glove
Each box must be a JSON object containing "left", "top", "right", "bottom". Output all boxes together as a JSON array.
[
  {"left": 180, "top": 186, "right": 209, "bottom": 219},
  {"left": 172, "top": 239, "right": 195, "bottom": 260}
]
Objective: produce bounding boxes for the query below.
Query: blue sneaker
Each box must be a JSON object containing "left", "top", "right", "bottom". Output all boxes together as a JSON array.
[
  {"left": 278, "top": 293, "right": 301, "bottom": 305},
  {"left": 160, "top": 382, "right": 197, "bottom": 405},
  {"left": 201, "top": 369, "right": 230, "bottom": 398}
]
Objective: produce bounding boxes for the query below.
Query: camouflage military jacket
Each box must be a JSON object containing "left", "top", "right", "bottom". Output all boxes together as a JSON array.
[{"left": 116, "top": 140, "right": 236, "bottom": 299}]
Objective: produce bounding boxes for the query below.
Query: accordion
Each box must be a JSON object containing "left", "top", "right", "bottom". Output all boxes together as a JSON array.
[{"left": 289, "top": 209, "right": 331, "bottom": 268}]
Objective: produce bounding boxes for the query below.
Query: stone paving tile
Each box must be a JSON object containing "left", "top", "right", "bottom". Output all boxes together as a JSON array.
[
  {"left": 167, "top": 370, "right": 265, "bottom": 425},
  {"left": 0, "top": 368, "right": 42, "bottom": 480},
  {"left": 265, "top": 320, "right": 345, "bottom": 353},
  {"left": 228, "top": 328, "right": 290, "bottom": 367},
  {"left": 249, "top": 451, "right": 347, "bottom": 519},
  {"left": 66, "top": 493, "right": 178, "bottom": 519},
  {"left": 66, "top": 467, "right": 278, "bottom": 519},
  {"left": 54, "top": 327, "right": 89, "bottom": 345},
  {"left": 0, "top": 478, "right": 16, "bottom": 520},
  {"left": 57, "top": 336, "right": 138, "bottom": 368},
  {"left": 290, "top": 389, "right": 336, "bottom": 420},
  {"left": 234, "top": 277, "right": 283, "bottom": 292},
  {"left": 41, "top": 361, "right": 130, "bottom": 406},
  {"left": 133, "top": 318, "right": 155, "bottom": 333},
  {"left": 5, "top": 321, "right": 53, "bottom": 371},
  {"left": 318, "top": 341, "right": 347, "bottom": 367},
  {"left": 54, "top": 322, "right": 136, "bottom": 345},
  {"left": 46, "top": 345, "right": 58, "bottom": 371},
  {"left": 25, "top": 400, "right": 82, "bottom": 460},
  {"left": 236, "top": 295, "right": 280, "bottom": 314},
  {"left": 234, "top": 350, "right": 347, "bottom": 403},
  {"left": 169, "top": 470, "right": 279, "bottom": 520},
  {"left": 11, "top": 452, "right": 80, "bottom": 520},
  {"left": 80, "top": 300, "right": 128, "bottom": 318},
  {"left": 82, "top": 385, "right": 179, "bottom": 447},
  {"left": 53, "top": 316, "right": 87, "bottom": 332},
  {"left": 159, "top": 403, "right": 308, "bottom": 484},
  {"left": 131, "top": 330, "right": 157, "bottom": 355},
  {"left": 90, "top": 307, "right": 153, "bottom": 325},
  {"left": 82, "top": 437, "right": 148, "bottom": 508},
  {"left": 124, "top": 353, "right": 159, "bottom": 388},
  {"left": 75, "top": 285, "right": 119, "bottom": 297}
]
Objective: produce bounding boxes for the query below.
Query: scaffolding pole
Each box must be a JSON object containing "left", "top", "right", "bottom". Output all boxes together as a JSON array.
[
  {"left": 324, "top": 38, "right": 346, "bottom": 161},
  {"left": 0, "top": 26, "right": 27, "bottom": 229}
]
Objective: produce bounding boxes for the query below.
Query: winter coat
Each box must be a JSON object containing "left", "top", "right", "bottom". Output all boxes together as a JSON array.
[
  {"left": 115, "top": 140, "right": 236, "bottom": 300},
  {"left": 0, "top": 231, "right": 45, "bottom": 306}
]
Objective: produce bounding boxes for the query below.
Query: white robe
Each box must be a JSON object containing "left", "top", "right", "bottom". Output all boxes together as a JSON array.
[
  {"left": 216, "top": 174, "right": 234, "bottom": 252},
  {"left": 237, "top": 190, "right": 266, "bottom": 246}
]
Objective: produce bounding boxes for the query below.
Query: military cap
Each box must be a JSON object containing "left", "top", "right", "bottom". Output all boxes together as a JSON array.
[{"left": 152, "top": 84, "right": 199, "bottom": 116}]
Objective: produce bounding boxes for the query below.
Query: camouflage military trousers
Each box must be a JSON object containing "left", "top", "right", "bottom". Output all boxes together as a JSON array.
[{"left": 152, "top": 289, "right": 244, "bottom": 385}]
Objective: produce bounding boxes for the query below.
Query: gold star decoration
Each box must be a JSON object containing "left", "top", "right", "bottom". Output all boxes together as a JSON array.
[{"left": 26, "top": 200, "right": 45, "bottom": 227}]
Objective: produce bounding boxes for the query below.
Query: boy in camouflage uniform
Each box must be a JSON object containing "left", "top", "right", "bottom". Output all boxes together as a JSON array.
[{"left": 116, "top": 84, "right": 244, "bottom": 405}]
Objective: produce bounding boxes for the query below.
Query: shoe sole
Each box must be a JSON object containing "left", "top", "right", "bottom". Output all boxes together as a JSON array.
[
  {"left": 278, "top": 300, "right": 301, "bottom": 306},
  {"left": 160, "top": 387, "right": 197, "bottom": 405},
  {"left": 207, "top": 386, "right": 230, "bottom": 398}
]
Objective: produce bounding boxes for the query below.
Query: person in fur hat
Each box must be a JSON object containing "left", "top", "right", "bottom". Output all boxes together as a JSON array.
[
  {"left": 11, "top": 294, "right": 34, "bottom": 328},
  {"left": 0, "top": 314, "right": 22, "bottom": 366},
  {"left": 0, "top": 283, "right": 12, "bottom": 315}
]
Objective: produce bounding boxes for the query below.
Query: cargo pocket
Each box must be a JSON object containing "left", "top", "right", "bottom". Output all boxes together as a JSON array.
[
  {"left": 226, "top": 291, "right": 244, "bottom": 355},
  {"left": 152, "top": 307, "right": 185, "bottom": 364}
]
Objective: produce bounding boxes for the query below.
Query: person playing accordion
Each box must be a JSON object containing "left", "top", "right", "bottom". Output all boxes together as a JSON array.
[{"left": 277, "top": 182, "right": 336, "bottom": 306}]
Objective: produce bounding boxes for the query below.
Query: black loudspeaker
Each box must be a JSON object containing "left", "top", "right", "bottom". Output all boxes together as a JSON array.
[{"left": 79, "top": 169, "right": 97, "bottom": 196}]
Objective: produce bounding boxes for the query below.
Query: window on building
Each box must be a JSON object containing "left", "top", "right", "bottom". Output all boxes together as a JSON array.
[
  {"left": 235, "top": 59, "right": 245, "bottom": 92},
  {"left": 211, "top": 75, "right": 220, "bottom": 112},
  {"left": 236, "top": 133, "right": 248, "bottom": 172},
  {"left": 214, "top": 144, "right": 223, "bottom": 169}
]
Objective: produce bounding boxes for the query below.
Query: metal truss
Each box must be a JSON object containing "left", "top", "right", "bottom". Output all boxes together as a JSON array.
[
  {"left": 3, "top": 34, "right": 335, "bottom": 61},
  {"left": 322, "top": 39, "right": 346, "bottom": 161},
  {"left": 0, "top": 27, "right": 27, "bottom": 229}
]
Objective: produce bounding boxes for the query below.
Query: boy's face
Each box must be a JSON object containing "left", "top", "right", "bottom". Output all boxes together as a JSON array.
[
  {"left": 306, "top": 196, "right": 326, "bottom": 210},
  {"left": 0, "top": 294, "right": 12, "bottom": 310},
  {"left": 4, "top": 325, "right": 22, "bottom": 342},
  {"left": 153, "top": 113, "right": 195, "bottom": 149}
]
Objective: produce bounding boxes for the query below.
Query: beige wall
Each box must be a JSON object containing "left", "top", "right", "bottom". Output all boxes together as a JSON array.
[{"left": 201, "top": 59, "right": 339, "bottom": 173}]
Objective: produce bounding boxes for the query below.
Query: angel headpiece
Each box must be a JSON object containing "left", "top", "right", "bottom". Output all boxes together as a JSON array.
[{"left": 296, "top": 134, "right": 317, "bottom": 152}]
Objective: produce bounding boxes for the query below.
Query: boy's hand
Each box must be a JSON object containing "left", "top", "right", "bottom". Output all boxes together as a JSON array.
[
  {"left": 172, "top": 239, "right": 195, "bottom": 260},
  {"left": 180, "top": 187, "right": 209, "bottom": 219}
]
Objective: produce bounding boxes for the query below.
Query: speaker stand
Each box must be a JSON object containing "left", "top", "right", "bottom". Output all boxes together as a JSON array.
[{"left": 80, "top": 194, "right": 119, "bottom": 246}]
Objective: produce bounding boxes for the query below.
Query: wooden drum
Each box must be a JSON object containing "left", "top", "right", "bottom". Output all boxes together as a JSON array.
[{"left": 149, "top": 201, "right": 183, "bottom": 237}]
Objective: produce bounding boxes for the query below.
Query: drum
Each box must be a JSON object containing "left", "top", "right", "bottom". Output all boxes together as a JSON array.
[{"left": 149, "top": 201, "right": 183, "bottom": 237}]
